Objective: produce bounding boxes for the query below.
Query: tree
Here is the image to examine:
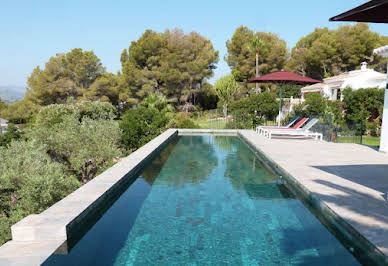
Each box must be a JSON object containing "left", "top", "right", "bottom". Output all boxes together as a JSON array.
[
  {"left": 120, "top": 29, "right": 219, "bottom": 106},
  {"left": 287, "top": 24, "right": 388, "bottom": 79},
  {"left": 250, "top": 37, "right": 265, "bottom": 93},
  {"left": 29, "top": 102, "right": 121, "bottom": 184},
  {"left": 225, "top": 26, "right": 288, "bottom": 82},
  {"left": 0, "top": 99, "right": 40, "bottom": 124},
  {"left": 342, "top": 88, "right": 384, "bottom": 132},
  {"left": 213, "top": 75, "right": 239, "bottom": 117},
  {"left": 26, "top": 48, "right": 105, "bottom": 105}
]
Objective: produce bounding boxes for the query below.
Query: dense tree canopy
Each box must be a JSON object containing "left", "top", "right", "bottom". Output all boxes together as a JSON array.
[
  {"left": 120, "top": 29, "right": 219, "bottom": 107},
  {"left": 225, "top": 26, "right": 288, "bottom": 82},
  {"left": 287, "top": 23, "right": 388, "bottom": 79},
  {"left": 26, "top": 48, "right": 106, "bottom": 105}
]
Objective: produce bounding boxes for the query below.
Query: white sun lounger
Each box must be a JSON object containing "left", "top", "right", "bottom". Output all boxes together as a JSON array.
[
  {"left": 256, "top": 117, "right": 299, "bottom": 135},
  {"left": 263, "top": 118, "right": 323, "bottom": 140}
]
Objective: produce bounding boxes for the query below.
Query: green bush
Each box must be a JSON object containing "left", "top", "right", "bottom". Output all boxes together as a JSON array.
[
  {"left": 227, "top": 91, "right": 278, "bottom": 129},
  {"left": 295, "top": 93, "right": 327, "bottom": 117},
  {"left": 0, "top": 124, "right": 22, "bottom": 147},
  {"left": 167, "top": 113, "right": 200, "bottom": 129},
  {"left": 0, "top": 140, "right": 79, "bottom": 245},
  {"left": 29, "top": 102, "right": 121, "bottom": 184},
  {"left": 120, "top": 107, "right": 169, "bottom": 151}
]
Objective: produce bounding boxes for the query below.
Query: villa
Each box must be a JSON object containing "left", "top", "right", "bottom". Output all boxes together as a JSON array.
[
  {"left": 0, "top": 118, "right": 8, "bottom": 134},
  {"left": 301, "top": 62, "right": 387, "bottom": 101}
]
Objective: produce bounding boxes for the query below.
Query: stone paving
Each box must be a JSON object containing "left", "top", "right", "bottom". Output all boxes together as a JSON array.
[{"left": 239, "top": 130, "right": 388, "bottom": 260}]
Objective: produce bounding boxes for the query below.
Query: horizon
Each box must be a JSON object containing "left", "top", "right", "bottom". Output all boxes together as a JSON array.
[{"left": 1, "top": 0, "right": 388, "bottom": 88}]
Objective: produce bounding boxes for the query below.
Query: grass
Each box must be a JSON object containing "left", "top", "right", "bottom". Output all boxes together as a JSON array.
[
  {"left": 337, "top": 135, "right": 380, "bottom": 147},
  {"left": 196, "top": 119, "right": 228, "bottom": 129}
]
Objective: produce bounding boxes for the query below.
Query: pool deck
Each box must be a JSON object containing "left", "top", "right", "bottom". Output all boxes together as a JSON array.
[
  {"left": 1, "top": 128, "right": 388, "bottom": 265},
  {"left": 239, "top": 130, "right": 388, "bottom": 262}
]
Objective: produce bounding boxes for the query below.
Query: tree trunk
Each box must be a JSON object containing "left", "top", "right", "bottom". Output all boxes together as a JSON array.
[
  {"left": 255, "top": 50, "right": 261, "bottom": 93},
  {"left": 223, "top": 103, "right": 228, "bottom": 118}
]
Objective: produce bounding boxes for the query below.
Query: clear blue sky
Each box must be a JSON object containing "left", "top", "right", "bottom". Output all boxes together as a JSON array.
[{"left": 1, "top": 0, "right": 388, "bottom": 87}]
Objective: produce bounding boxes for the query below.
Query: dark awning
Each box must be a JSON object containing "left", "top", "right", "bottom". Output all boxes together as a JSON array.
[{"left": 330, "top": 0, "right": 388, "bottom": 23}]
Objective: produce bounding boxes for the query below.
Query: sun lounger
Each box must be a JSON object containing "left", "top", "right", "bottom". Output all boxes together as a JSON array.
[
  {"left": 257, "top": 117, "right": 309, "bottom": 135},
  {"left": 256, "top": 117, "right": 300, "bottom": 135},
  {"left": 263, "top": 118, "right": 323, "bottom": 140}
]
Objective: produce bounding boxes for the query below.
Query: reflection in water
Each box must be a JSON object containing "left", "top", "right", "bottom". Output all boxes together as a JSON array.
[{"left": 152, "top": 136, "right": 218, "bottom": 188}]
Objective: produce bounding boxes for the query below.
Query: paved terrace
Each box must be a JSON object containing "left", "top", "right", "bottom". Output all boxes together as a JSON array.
[{"left": 240, "top": 130, "right": 388, "bottom": 262}]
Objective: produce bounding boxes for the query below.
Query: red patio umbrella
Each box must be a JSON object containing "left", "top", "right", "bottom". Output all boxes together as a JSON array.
[{"left": 248, "top": 70, "right": 322, "bottom": 125}]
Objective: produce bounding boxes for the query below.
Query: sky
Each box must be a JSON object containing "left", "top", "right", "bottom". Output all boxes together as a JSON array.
[{"left": 1, "top": 0, "right": 388, "bottom": 87}]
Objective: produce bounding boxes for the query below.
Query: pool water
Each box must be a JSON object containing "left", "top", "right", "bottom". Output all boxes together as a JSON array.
[{"left": 43, "top": 135, "right": 359, "bottom": 265}]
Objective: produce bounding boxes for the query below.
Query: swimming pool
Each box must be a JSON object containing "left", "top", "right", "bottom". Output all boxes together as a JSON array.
[{"left": 43, "top": 135, "right": 360, "bottom": 265}]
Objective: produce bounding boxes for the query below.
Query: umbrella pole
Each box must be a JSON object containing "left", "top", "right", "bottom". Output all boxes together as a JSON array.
[{"left": 278, "top": 86, "right": 282, "bottom": 126}]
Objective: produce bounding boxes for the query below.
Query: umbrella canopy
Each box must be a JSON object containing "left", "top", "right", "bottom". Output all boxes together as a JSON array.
[
  {"left": 330, "top": 0, "right": 388, "bottom": 23},
  {"left": 248, "top": 70, "right": 321, "bottom": 85},
  {"left": 248, "top": 70, "right": 321, "bottom": 126}
]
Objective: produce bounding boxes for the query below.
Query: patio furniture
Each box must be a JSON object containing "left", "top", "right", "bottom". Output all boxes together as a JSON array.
[
  {"left": 263, "top": 118, "right": 323, "bottom": 140},
  {"left": 258, "top": 117, "right": 309, "bottom": 135},
  {"left": 256, "top": 117, "right": 302, "bottom": 135}
]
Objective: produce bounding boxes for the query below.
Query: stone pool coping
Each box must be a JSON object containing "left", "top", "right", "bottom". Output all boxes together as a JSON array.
[{"left": 1, "top": 128, "right": 387, "bottom": 265}]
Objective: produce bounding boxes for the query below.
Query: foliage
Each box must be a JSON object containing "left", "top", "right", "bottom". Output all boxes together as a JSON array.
[
  {"left": 225, "top": 26, "right": 288, "bottom": 82},
  {"left": 140, "top": 93, "right": 175, "bottom": 114},
  {"left": 120, "top": 107, "right": 169, "bottom": 151},
  {"left": 0, "top": 124, "right": 22, "bottom": 147},
  {"left": 0, "top": 140, "right": 79, "bottom": 245},
  {"left": 0, "top": 99, "right": 40, "bottom": 124},
  {"left": 195, "top": 84, "right": 218, "bottom": 110},
  {"left": 167, "top": 113, "right": 200, "bottom": 129},
  {"left": 342, "top": 87, "right": 385, "bottom": 133},
  {"left": 297, "top": 93, "right": 327, "bottom": 117},
  {"left": 213, "top": 75, "right": 239, "bottom": 117},
  {"left": 29, "top": 102, "right": 121, "bottom": 184},
  {"left": 33, "top": 101, "right": 116, "bottom": 128},
  {"left": 26, "top": 48, "right": 105, "bottom": 106},
  {"left": 287, "top": 24, "right": 388, "bottom": 79},
  {"left": 120, "top": 29, "right": 219, "bottom": 106},
  {"left": 275, "top": 85, "right": 302, "bottom": 98},
  {"left": 227, "top": 92, "right": 278, "bottom": 129},
  {"left": 0, "top": 98, "right": 6, "bottom": 112}
]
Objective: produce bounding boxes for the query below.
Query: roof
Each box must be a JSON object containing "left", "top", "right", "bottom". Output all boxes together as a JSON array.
[
  {"left": 248, "top": 70, "right": 322, "bottom": 85},
  {"left": 330, "top": 0, "right": 388, "bottom": 23},
  {"left": 301, "top": 66, "right": 386, "bottom": 91},
  {"left": 301, "top": 83, "right": 327, "bottom": 92}
]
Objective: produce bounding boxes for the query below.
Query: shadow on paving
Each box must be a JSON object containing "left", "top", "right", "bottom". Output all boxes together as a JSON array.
[{"left": 313, "top": 164, "right": 388, "bottom": 195}]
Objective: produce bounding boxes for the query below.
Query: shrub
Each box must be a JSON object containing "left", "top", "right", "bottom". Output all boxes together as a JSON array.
[
  {"left": 0, "top": 124, "right": 22, "bottom": 147},
  {"left": 0, "top": 140, "right": 79, "bottom": 245},
  {"left": 29, "top": 102, "right": 121, "bottom": 184},
  {"left": 227, "top": 91, "right": 278, "bottom": 129},
  {"left": 120, "top": 107, "right": 169, "bottom": 151},
  {"left": 167, "top": 113, "right": 200, "bottom": 129}
]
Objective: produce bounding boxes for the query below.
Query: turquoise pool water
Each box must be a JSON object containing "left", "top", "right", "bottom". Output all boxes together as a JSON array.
[{"left": 43, "top": 135, "right": 359, "bottom": 265}]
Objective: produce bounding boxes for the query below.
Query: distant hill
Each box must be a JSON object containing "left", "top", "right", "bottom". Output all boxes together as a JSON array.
[{"left": 0, "top": 86, "right": 26, "bottom": 103}]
